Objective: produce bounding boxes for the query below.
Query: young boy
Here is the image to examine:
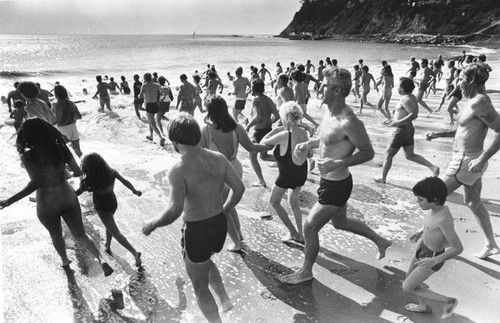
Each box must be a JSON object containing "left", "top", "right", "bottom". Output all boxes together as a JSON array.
[{"left": 403, "top": 177, "right": 463, "bottom": 319}]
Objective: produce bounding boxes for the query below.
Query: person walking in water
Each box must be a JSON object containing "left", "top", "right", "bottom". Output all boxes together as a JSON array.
[
  {"left": 76, "top": 152, "right": 143, "bottom": 267},
  {"left": 143, "top": 113, "right": 245, "bottom": 322},
  {"left": 375, "top": 77, "right": 439, "bottom": 184},
  {"left": 261, "top": 102, "right": 309, "bottom": 245},
  {"left": 281, "top": 67, "right": 391, "bottom": 285},
  {"left": 139, "top": 73, "right": 165, "bottom": 146},
  {"left": 0, "top": 118, "right": 113, "bottom": 276}
]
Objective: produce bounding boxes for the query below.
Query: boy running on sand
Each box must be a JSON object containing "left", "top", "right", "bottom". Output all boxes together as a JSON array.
[{"left": 403, "top": 177, "right": 462, "bottom": 319}]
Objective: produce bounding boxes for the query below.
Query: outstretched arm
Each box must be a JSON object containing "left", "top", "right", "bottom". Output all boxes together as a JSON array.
[
  {"left": 142, "top": 166, "right": 185, "bottom": 235},
  {"left": 236, "top": 124, "right": 271, "bottom": 152},
  {"left": 115, "top": 171, "right": 141, "bottom": 196},
  {"left": 0, "top": 181, "right": 39, "bottom": 209}
]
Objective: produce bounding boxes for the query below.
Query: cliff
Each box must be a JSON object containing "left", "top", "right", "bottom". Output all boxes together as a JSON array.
[{"left": 279, "top": 0, "right": 500, "bottom": 46}]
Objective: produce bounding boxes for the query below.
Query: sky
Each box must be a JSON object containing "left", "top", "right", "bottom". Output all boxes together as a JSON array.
[{"left": 0, "top": 0, "right": 302, "bottom": 35}]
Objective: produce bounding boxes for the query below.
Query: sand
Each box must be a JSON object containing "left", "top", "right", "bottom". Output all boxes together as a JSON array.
[{"left": 1, "top": 62, "right": 500, "bottom": 322}]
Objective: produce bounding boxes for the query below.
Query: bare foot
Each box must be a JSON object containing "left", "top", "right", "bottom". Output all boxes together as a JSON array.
[
  {"left": 431, "top": 166, "right": 440, "bottom": 177},
  {"left": 135, "top": 252, "right": 142, "bottom": 267},
  {"left": 105, "top": 247, "right": 112, "bottom": 255},
  {"left": 441, "top": 298, "right": 458, "bottom": 319},
  {"left": 221, "top": 300, "right": 234, "bottom": 313},
  {"left": 102, "top": 262, "right": 114, "bottom": 277},
  {"left": 474, "top": 246, "right": 500, "bottom": 259},
  {"left": 374, "top": 177, "right": 386, "bottom": 184},
  {"left": 376, "top": 239, "right": 392, "bottom": 260},
  {"left": 280, "top": 270, "right": 313, "bottom": 285},
  {"left": 251, "top": 181, "right": 266, "bottom": 188}
]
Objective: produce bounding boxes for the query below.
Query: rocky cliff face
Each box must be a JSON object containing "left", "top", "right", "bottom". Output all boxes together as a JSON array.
[{"left": 280, "top": 0, "right": 500, "bottom": 45}]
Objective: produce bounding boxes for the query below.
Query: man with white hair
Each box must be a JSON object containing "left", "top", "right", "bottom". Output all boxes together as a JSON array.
[{"left": 281, "top": 66, "right": 392, "bottom": 284}]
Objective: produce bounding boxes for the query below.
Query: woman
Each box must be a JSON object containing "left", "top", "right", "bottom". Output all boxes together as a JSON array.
[
  {"left": 261, "top": 102, "right": 309, "bottom": 244},
  {"left": 0, "top": 118, "right": 113, "bottom": 276},
  {"left": 200, "top": 96, "right": 269, "bottom": 252},
  {"left": 376, "top": 65, "right": 394, "bottom": 122},
  {"left": 53, "top": 85, "right": 83, "bottom": 157}
]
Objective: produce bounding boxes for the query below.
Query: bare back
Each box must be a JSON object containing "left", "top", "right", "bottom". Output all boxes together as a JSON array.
[{"left": 176, "top": 149, "right": 230, "bottom": 221}]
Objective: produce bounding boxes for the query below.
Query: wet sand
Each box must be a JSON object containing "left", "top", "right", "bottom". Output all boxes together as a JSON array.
[{"left": 1, "top": 65, "right": 500, "bottom": 322}]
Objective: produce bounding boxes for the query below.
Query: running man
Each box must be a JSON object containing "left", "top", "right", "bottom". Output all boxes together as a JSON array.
[
  {"left": 176, "top": 74, "right": 196, "bottom": 115},
  {"left": 245, "top": 79, "right": 280, "bottom": 187},
  {"left": 442, "top": 64, "right": 500, "bottom": 259},
  {"left": 375, "top": 77, "right": 439, "bottom": 184},
  {"left": 6, "top": 82, "right": 24, "bottom": 113},
  {"left": 93, "top": 75, "right": 112, "bottom": 112},
  {"left": 232, "top": 67, "right": 251, "bottom": 124},
  {"left": 415, "top": 59, "right": 435, "bottom": 115},
  {"left": 142, "top": 113, "right": 245, "bottom": 323},
  {"left": 281, "top": 67, "right": 391, "bottom": 285},
  {"left": 259, "top": 63, "right": 272, "bottom": 83}
]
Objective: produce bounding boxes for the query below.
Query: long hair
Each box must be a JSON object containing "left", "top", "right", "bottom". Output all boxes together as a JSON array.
[
  {"left": 204, "top": 96, "right": 237, "bottom": 133},
  {"left": 54, "top": 85, "right": 71, "bottom": 111},
  {"left": 16, "top": 118, "right": 69, "bottom": 166},
  {"left": 80, "top": 153, "right": 115, "bottom": 191}
]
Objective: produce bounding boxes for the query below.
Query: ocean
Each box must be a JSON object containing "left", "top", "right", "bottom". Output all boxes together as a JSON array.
[{"left": 1, "top": 33, "right": 497, "bottom": 97}]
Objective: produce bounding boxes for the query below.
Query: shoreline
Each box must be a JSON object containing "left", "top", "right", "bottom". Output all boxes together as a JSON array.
[{"left": 278, "top": 33, "right": 500, "bottom": 50}]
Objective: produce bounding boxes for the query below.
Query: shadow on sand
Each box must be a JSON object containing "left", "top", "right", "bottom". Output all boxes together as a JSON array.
[{"left": 241, "top": 246, "right": 475, "bottom": 323}]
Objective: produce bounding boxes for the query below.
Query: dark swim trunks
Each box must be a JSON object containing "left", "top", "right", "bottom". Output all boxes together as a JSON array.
[
  {"left": 123, "top": 87, "right": 131, "bottom": 95},
  {"left": 419, "top": 82, "right": 429, "bottom": 92},
  {"left": 252, "top": 127, "right": 272, "bottom": 143},
  {"left": 415, "top": 241, "right": 445, "bottom": 272},
  {"left": 450, "top": 86, "right": 462, "bottom": 100},
  {"left": 145, "top": 102, "right": 159, "bottom": 114},
  {"left": 234, "top": 99, "right": 246, "bottom": 110},
  {"left": 317, "top": 174, "right": 353, "bottom": 207},
  {"left": 93, "top": 191, "right": 118, "bottom": 213},
  {"left": 390, "top": 122, "right": 414, "bottom": 149},
  {"left": 181, "top": 212, "right": 227, "bottom": 263}
]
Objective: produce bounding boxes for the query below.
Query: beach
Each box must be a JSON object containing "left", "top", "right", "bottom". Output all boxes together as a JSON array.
[{"left": 1, "top": 39, "right": 500, "bottom": 322}]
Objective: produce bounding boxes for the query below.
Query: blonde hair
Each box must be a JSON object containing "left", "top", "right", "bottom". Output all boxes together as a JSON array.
[{"left": 279, "top": 101, "right": 303, "bottom": 129}]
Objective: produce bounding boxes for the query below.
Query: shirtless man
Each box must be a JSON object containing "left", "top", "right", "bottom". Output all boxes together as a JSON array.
[
  {"left": 276, "top": 74, "right": 294, "bottom": 108},
  {"left": 36, "top": 83, "right": 53, "bottom": 108},
  {"left": 407, "top": 57, "right": 420, "bottom": 76},
  {"left": 245, "top": 79, "right": 280, "bottom": 187},
  {"left": 259, "top": 63, "right": 272, "bottom": 83},
  {"left": 7, "top": 82, "right": 24, "bottom": 113},
  {"left": 142, "top": 113, "right": 245, "bottom": 323},
  {"left": 232, "top": 67, "right": 251, "bottom": 124},
  {"left": 140, "top": 73, "right": 165, "bottom": 146},
  {"left": 176, "top": 74, "right": 196, "bottom": 115},
  {"left": 442, "top": 64, "right": 500, "bottom": 259},
  {"left": 415, "top": 59, "right": 435, "bottom": 115},
  {"left": 92, "top": 75, "right": 112, "bottom": 112},
  {"left": 281, "top": 67, "right": 391, "bottom": 285},
  {"left": 293, "top": 70, "right": 319, "bottom": 131},
  {"left": 374, "top": 77, "right": 439, "bottom": 184},
  {"left": 205, "top": 72, "right": 224, "bottom": 103}
]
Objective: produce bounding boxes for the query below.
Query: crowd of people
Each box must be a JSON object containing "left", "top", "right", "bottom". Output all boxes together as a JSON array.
[{"left": 1, "top": 52, "right": 499, "bottom": 322}]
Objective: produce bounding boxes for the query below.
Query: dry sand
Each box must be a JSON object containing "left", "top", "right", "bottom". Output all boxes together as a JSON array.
[{"left": 1, "top": 63, "right": 500, "bottom": 322}]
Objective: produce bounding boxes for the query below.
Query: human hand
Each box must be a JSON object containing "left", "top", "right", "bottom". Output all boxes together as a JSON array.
[
  {"left": 415, "top": 258, "right": 437, "bottom": 270},
  {"left": 0, "top": 199, "right": 10, "bottom": 210},
  {"left": 468, "top": 158, "right": 486, "bottom": 174},
  {"left": 294, "top": 142, "right": 309, "bottom": 159},
  {"left": 142, "top": 222, "right": 156, "bottom": 236},
  {"left": 175, "top": 277, "right": 185, "bottom": 289},
  {"left": 134, "top": 190, "right": 142, "bottom": 197},
  {"left": 409, "top": 231, "right": 422, "bottom": 243},
  {"left": 317, "top": 158, "right": 340, "bottom": 174}
]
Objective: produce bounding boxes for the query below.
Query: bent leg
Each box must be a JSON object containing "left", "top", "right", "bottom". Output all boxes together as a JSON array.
[
  {"left": 403, "top": 145, "right": 439, "bottom": 176},
  {"left": 185, "top": 258, "right": 222, "bottom": 323},
  {"left": 208, "top": 260, "right": 233, "bottom": 312},
  {"left": 71, "top": 140, "right": 83, "bottom": 158},
  {"left": 377, "top": 146, "right": 399, "bottom": 183},
  {"left": 249, "top": 151, "right": 266, "bottom": 187},
  {"left": 270, "top": 186, "right": 301, "bottom": 240},
  {"left": 464, "top": 180, "right": 500, "bottom": 258},
  {"left": 331, "top": 205, "right": 391, "bottom": 259},
  {"left": 97, "top": 211, "right": 139, "bottom": 259},
  {"left": 288, "top": 187, "right": 304, "bottom": 240}
]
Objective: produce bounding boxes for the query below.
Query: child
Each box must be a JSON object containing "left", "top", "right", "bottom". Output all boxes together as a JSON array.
[
  {"left": 76, "top": 153, "right": 143, "bottom": 267},
  {"left": 10, "top": 100, "right": 27, "bottom": 131},
  {"left": 403, "top": 177, "right": 463, "bottom": 319}
]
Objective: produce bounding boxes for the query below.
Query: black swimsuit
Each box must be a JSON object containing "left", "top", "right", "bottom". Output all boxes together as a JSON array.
[{"left": 273, "top": 131, "right": 307, "bottom": 189}]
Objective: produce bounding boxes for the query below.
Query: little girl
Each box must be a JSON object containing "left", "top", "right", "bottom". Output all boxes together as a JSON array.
[{"left": 76, "top": 152, "right": 143, "bottom": 267}]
